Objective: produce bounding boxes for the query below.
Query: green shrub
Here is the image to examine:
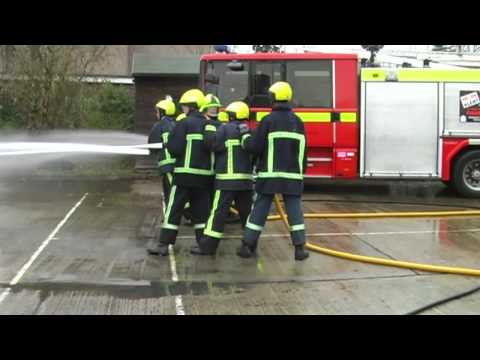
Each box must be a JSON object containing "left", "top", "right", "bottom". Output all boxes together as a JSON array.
[
  {"left": 0, "top": 90, "right": 23, "bottom": 129},
  {"left": 0, "top": 82, "right": 134, "bottom": 131},
  {"left": 81, "top": 83, "right": 134, "bottom": 131}
]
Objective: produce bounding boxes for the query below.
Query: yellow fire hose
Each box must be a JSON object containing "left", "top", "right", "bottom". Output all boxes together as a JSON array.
[
  {"left": 272, "top": 195, "right": 480, "bottom": 277},
  {"left": 268, "top": 210, "right": 480, "bottom": 220}
]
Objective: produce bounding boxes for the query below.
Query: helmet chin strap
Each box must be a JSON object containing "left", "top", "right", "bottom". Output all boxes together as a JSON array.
[
  {"left": 268, "top": 92, "right": 279, "bottom": 105},
  {"left": 182, "top": 104, "right": 198, "bottom": 115}
]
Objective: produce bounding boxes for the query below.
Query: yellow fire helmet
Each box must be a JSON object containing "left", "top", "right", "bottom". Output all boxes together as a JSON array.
[
  {"left": 179, "top": 89, "right": 206, "bottom": 109},
  {"left": 269, "top": 81, "right": 293, "bottom": 102},
  {"left": 176, "top": 113, "right": 187, "bottom": 121},
  {"left": 200, "top": 94, "right": 222, "bottom": 112},
  {"left": 218, "top": 111, "right": 229, "bottom": 122},
  {"left": 155, "top": 99, "right": 176, "bottom": 116},
  {"left": 225, "top": 101, "right": 250, "bottom": 121}
]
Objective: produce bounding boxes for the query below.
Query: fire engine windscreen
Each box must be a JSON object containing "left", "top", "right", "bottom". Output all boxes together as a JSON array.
[{"left": 203, "top": 59, "right": 334, "bottom": 108}]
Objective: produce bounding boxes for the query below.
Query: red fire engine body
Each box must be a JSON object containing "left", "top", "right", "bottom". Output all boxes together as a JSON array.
[{"left": 200, "top": 52, "right": 480, "bottom": 197}]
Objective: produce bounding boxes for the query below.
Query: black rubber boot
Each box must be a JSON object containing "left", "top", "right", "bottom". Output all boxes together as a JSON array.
[
  {"left": 294, "top": 245, "right": 309, "bottom": 261},
  {"left": 190, "top": 237, "right": 218, "bottom": 256},
  {"left": 190, "top": 244, "right": 215, "bottom": 255},
  {"left": 236, "top": 244, "right": 253, "bottom": 258},
  {"left": 236, "top": 239, "right": 257, "bottom": 258},
  {"left": 183, "top": 218, "right": 194, "bottom": 227},
  {"left": 147, "top": 242, "right": 169, "bottom": 256}
]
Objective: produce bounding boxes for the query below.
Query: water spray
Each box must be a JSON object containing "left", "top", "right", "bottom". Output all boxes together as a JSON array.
[
  {"left": 0, "top": 130, "right": 163, "bottom": 176},
  {"left": 0, "top": 142, "right": 162, "bottom": 157}
]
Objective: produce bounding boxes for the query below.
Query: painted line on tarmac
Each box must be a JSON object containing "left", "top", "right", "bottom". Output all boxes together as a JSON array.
[
  {"left": 0, "top": 193, "right": 89, "bottom": 306},
  {"left": 162, "top": 195, "right": 185, "bottom": 316},
  {"left": 176, "top": 228, "right": 480, "bottom": 240},
  {"left": 169, "top": 244, "right": 185, "bottom": 315}
]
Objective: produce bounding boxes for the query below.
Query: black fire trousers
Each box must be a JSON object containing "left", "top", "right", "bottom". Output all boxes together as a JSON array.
[
  {"left": 159, "top": 185, "right": 211, "bottom": 245},
  {"left": 202, "top": 189, "right": 253, "bottom": 243}
]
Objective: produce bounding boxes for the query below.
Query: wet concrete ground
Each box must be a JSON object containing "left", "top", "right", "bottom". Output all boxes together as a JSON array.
[{"left": 1, "top": 177, "right": 480, "bottom": 315}]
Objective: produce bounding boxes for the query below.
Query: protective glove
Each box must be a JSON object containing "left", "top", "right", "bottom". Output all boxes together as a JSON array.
[{"left": 238, "top": 123, "right": 250, "bottom": 136}]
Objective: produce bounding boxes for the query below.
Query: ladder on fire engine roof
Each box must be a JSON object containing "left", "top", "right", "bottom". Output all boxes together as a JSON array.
[
  {"left": 298, "top": 45, "right": 480, "bottom": 69},
  {"left": 378, "top": 48, "right": 480, "bottom": 69}
]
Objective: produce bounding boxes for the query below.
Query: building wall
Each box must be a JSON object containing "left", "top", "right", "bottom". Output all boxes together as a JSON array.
[
  {"left": 131, "top": 45, "right": 213, "bottom": 58},
  {"left": 0, "top": 46, "right": 14, "bottom": 73},
  {"left": 0, "top": 45, "right": 129, "bottom": 77},
  {"left": 89, "top": 45, "right": 130, "bottom": 77},
  {"left": 92, "top": 45, "right": 213, "bottom": 77},
  {"left": 134, "top": 76, "right": 199, "bottom": 134},
  {"left": 1, "top": 45, "right": 214, "bottom": 77}
]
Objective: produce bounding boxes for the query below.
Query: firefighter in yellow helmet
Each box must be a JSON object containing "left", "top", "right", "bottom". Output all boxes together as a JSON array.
[
  {"left": 148, "top": 97, "right": 177, "bottom": 209},
  {"left": 191, "top": 101, "right": 254, "bottom": 255},
  {"left": 200, "top": 94, "right": 242, "bottom": 222},
  {"left": 148, "top": 89, "right": 215, "bottom": 256},
  {"left": 238, "top": 81, "right": 309, "bottom": 261},
  {"left": 174, "top": 112, "right": 194, "bottom": 225},
  {"left": 218, "top": 111, "right": 229, "bottom": 122},
  {"left": 201, "top": 94, "right": 223, "bottom": 126}
]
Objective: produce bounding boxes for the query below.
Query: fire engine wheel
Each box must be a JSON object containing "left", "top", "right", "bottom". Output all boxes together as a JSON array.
[{"left": 453, "top": 150, "right": 480, "bottom": 198}]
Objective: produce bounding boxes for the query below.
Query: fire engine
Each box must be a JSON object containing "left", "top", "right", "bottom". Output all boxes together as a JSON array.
[{"left": 199, "top": 52, "right": 480, "bottom": 197}]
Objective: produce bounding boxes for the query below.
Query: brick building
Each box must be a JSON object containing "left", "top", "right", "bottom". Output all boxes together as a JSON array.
[{"left": 132, "top": 55, "right": 203, "bottom": 134}]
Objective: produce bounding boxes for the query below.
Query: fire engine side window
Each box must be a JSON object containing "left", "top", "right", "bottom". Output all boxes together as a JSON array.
[
  {"left": 204, "top": 61, "right": 219, "bottom": 95},
  {"left": 249, "top": 62, "right": 283, "bottom": 107},
  {"left": 222, "top": 69, "right": 249, "bottom": 104},
  {"left": 286, "top": 60, "right": 333, "bottom": 108},
  {"left": 205, "top": 61, "right": 249, "bottom": 105}
]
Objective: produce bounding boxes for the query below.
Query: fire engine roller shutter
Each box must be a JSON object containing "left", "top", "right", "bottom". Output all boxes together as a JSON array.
[
  {"left": 361, "top": 68, "right": 480, "bottom": 181},
  {"left": 362, "top": 81, "right": 439, "bottom": 178}
]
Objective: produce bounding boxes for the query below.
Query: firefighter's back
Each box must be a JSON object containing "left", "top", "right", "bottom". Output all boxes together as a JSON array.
[
  {"left": 254, "top": 105, "right": 307, "bottom": 196},
  {"left": 239, "top": 81, "right": 309, "bottom": 261},
  {"left": 168, "top": 110, "right": 214, "bottom": 188},
  {"left": 156, "top": 116, "right": 177, "bottom": 174}
]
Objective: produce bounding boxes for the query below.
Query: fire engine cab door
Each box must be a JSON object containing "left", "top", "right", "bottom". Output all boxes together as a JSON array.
[{"left": 361, "top": 82, "right": 439, "bottom": 178}]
